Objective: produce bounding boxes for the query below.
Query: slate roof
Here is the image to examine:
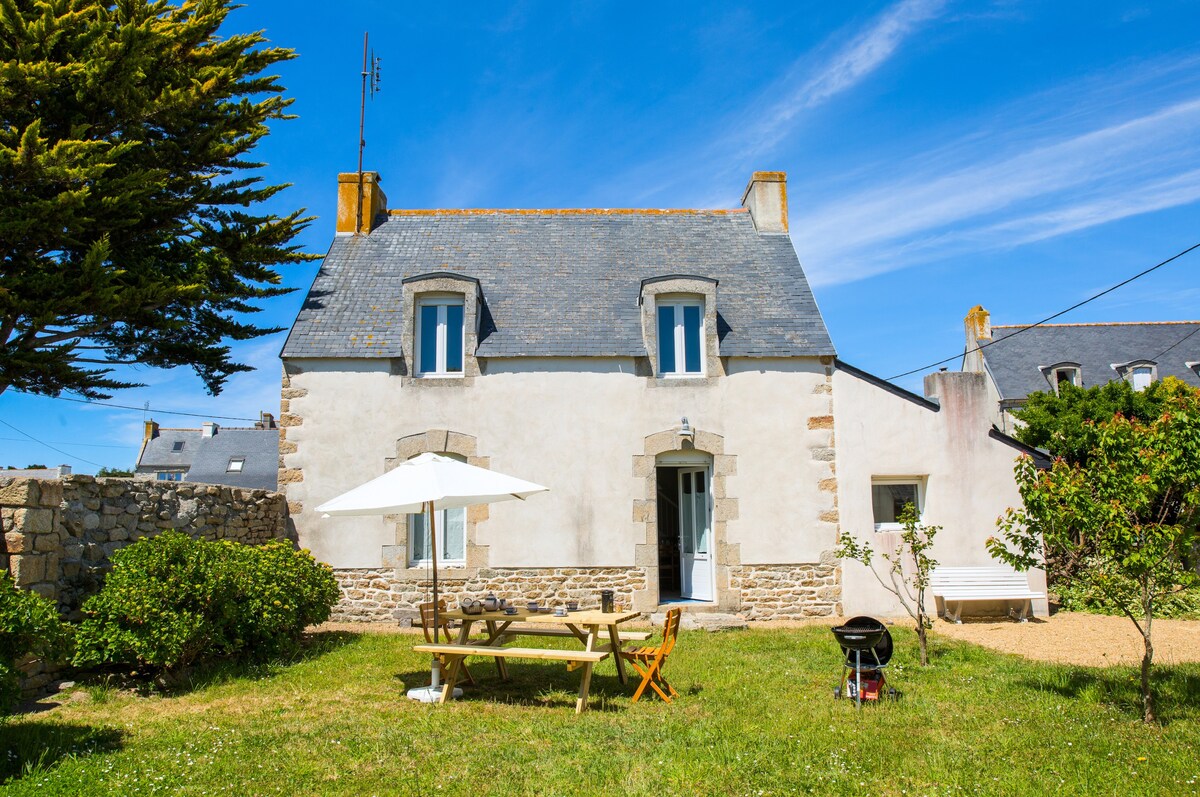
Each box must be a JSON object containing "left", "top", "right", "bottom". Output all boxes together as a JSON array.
[
  {"left": 978, "top": 322, "right": 1200, "bottom": 401},
  {"left": 281, "top": 209, "right": 835, "bottom": 359},
  {"left": 136, "top": 427, "right": 278, "bottom": 490},
  {"left": 137, "top": 430, "right": 203, "bottom": 469},
  {"left": 185, "top": 429, "right": 280, "bottom": 491}
]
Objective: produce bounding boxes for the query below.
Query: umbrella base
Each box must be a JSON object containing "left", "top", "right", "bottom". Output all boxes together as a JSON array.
[{"left": 407, "top": 685, "right": 462, "bottom": 703}]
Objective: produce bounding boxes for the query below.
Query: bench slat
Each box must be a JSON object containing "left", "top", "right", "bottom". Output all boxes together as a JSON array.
[{"left": 413, "top": 643, "right": 609, "bottom": 663}]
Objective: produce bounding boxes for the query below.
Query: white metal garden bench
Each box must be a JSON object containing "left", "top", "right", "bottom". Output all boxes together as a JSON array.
[{"left": 929, "top": 566, "right": 1044, "bottom": 622}]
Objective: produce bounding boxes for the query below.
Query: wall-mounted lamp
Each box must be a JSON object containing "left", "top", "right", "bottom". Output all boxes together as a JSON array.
[{"left": 678, "top": 416, "right": 694, "bottom": 440}]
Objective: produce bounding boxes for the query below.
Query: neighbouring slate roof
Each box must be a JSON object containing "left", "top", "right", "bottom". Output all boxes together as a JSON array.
[
  {"left": 185, "top": 429, "right": 279, "bottom": 491},
  {"left": 281, "top": 210, "right": 835, "bottom": 359},
  {"left": 137, "top": 430, "right": 203, "bottom": 469},
  {"left": 979, "top": 322, "right": 1200, "bottom": 401}
]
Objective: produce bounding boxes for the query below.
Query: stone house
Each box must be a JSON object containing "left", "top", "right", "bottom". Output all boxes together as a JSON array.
[
  {"left": 136, "top": 413, "right": 280, "bottom": 490},
  {"left": 961, "top": 306, "right": 1200, "bottom": 434},
  {"left": 278, "top": 171, "right": 1044, "bottom": 621}
]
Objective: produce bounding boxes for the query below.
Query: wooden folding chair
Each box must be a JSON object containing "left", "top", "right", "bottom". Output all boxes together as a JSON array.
[
  {"left": 619, "top": 607, "right": 681, "bottom": 703},
  {"left": 418, "top": 601, "right": 476, "bottom": 687}
]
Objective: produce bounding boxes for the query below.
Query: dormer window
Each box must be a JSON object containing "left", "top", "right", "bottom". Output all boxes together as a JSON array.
[
  {"left": 657, "top": 299, "right": 705, "bottom": 375},
  {"left": 416, "top": 296, "right": 465, "bottom": 376},
  {"left": 1113, "top": 360, "right": 1156, "bottom": 392},
  {"left": 1041, "top": 363, "right": 1081, "bottom": 394}
]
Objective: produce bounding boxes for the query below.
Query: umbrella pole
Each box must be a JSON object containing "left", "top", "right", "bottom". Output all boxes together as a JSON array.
[{"left": 429, "top": 499, "right": 441, "bottom": 688}]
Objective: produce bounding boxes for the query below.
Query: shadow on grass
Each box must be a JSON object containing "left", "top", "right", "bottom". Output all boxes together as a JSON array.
[
  {"left": 1020, "top": 664, "right": 1200, "bottom": 724},
  {"left": 0, "top": 721, "right": 124, "bottom": 784},
  {"left": 76, "top": 630, "right": 365, "bottom": 697},
  {"left": 391, "top": 664, "right": 636, "bottom": 713}
]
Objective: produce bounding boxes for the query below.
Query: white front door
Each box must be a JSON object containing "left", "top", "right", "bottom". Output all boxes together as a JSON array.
[{"left": 678, "top": 467, "right": 713, "bottom": 601}]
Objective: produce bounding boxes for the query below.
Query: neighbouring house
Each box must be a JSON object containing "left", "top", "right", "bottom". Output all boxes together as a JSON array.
[
  {"left": 136, "top": 413, "right": 280, "bottom": 491},
  {"left": 279, "top": 171, "right": 1045, "bottom": 621},
  {"left": 1, "top": 465, "right": 72, "bottom": 479},
  {"left": 961, "top": 305, "right": 1200, "bottom": 433}
]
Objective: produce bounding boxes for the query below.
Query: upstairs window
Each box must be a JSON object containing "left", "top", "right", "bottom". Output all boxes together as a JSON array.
[
  {"left": 1131, "top": 366, "right": 1153, "bottom": 391},
  {"left": 416, "top": 297, "right": 464, "bottom": 376},
  {"left": 1042, "top": 363, "right": 1081, "bottom": 394},
  {"left": 657, "top": 299, "right": 704, "bottom": 375},
  {"left": 172, "top": 441, "right": 185, "bottom": 452},
  {"left": 227, "top": 457, "right": 245, "bottom": 473}
]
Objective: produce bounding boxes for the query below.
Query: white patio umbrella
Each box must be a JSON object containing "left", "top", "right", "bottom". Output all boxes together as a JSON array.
[{"left": 315, "top": 452, "right": 549, "bottom": 702}]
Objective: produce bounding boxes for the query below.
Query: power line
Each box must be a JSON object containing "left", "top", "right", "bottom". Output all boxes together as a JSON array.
[
  {"left": 13, "top": 391, "right": 260, "bottom": 422},
  {"left": 0, "top": 417, "right": 105, "bottom": 468},
  {"left": 0, "top": 436, "right": 132, "bottom": 449},
  {"left": 1150, "top": 325, "right": 1200, "bottom": 363},
  {"left": 886, "top": 241, "right": 1200, "bottom": 381}
]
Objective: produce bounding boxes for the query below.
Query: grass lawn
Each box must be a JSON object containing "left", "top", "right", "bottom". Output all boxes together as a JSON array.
[{"left": 2, "top": 625, "right": 1199, "bottom": 796}]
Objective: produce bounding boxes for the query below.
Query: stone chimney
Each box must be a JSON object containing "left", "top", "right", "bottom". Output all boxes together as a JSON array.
[
  {"left": 962, "top": 305, "right": 992, "bottom": 374},
  {"left": 336, "top": 171, "right": 388, "bottom": 235},
  {"left": 143, "top": 420, "right": 159, "bottom": 441},
  {"left": 256, "top": 411, "right": 276, "bottom": 430},
  {"left": 740, "top": 171, "right": 788, "bottom": 233},
  {"left": 202, "top": 422, "right": 219, "bottom": 438}
]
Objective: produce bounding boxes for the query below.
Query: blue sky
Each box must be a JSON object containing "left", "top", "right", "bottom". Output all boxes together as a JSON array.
[{"left": 3, "top": 0, "right": 1200, "bottom": 473}]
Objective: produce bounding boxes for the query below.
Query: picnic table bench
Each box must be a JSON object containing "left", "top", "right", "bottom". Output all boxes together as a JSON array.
[
  {"left": 416, "top": 607, "right": 642, "bottom": 713},
  {"left": 929, "top": 566, "right": 1045, "bottom": 623}
]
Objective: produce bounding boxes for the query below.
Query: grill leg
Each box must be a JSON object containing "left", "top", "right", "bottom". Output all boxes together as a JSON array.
[{"left": 854, "top": 650, "right": 862, "bottom": 710}]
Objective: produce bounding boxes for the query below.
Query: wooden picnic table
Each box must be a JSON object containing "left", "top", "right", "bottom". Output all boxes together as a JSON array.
[{"left": 413, "top": 607, "right": 642, "bottom": 713}]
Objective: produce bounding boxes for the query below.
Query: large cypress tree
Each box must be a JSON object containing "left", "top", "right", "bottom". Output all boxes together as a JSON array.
[{"left": 0, "top": 0, "right": 313, "bottom": 399}]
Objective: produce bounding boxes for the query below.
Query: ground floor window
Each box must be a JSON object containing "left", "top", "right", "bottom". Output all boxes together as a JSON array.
[
  {"left": 156, "top": 471, "right": 183, "bottom": 481},
  {"left": 409, "top": 507, "right": 466, "bottom": 565},
  {"left": 871, "top": 478, "right": 923, "bottom": 531}
]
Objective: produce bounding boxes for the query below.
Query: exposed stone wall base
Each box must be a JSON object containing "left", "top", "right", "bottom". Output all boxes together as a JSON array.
[
  {"left": 730, "top": 562, "right": 842, "bottom": 620},
  {"left": 332, "top": 566, "right": 649, "bottom": 622}
]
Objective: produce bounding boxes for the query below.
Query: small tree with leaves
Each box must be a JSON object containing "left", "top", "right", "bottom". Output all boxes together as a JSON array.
[
  {"left": 989, "top": 397, "right": 1200, "bottom": 724},
  {"left": 837, "top": 504, "right": 939, "bottom": 666}
]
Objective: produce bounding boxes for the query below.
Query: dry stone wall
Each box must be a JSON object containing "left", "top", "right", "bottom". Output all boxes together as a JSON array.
[
  {"left": 332, "top": 566, "right": 648, "bottom": 623},
  {"left": 1, "top": 475, "right": 293, "bottom": 620}
]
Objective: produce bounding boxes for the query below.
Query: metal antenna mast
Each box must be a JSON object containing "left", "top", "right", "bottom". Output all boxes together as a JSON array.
[{"left": 356, "top": 32, "right": 382, "bottom": 235}]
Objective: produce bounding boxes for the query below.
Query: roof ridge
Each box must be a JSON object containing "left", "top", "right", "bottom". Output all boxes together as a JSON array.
[
  {"left": 993, "top": 320, "right": 1200, "bottom": 329},
  {"left": 386, "top": 208, "right": 748, "bottom": 217}
]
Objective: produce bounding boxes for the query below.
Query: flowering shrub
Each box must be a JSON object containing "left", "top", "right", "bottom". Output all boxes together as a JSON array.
[
  {"left": 0, "top": 572, "right": 73, "bottom": 712},
  {"left": 74, "top": 532, "right": 338, "bottom": 675}
]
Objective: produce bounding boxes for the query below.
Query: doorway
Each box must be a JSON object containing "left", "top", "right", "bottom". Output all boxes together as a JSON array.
[{"left": 655, "top": 460, "right": 714, "bottom": 603}]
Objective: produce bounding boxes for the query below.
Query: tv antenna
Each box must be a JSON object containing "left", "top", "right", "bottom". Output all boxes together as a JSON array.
[{"left": 356, "top": 32, "right": 382, "bottom": 235}]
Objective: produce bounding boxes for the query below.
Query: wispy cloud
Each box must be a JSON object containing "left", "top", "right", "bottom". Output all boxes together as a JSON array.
[
  {"left": 606, "top": 0, "right": 947, "bottom": 206},
  {"left": 736, "top": 0, "right": 946, "bottom": 160},
  {"left": 797, "top": 76, "right": 1200, "bottom": 286}
]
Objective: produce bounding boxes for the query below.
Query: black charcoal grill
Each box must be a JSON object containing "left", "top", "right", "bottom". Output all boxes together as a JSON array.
[{"left": 831, "top": 616, "right": 896, "bottom": 708}]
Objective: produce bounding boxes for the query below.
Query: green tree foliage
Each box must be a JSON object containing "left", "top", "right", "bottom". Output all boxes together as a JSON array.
[
  {"left": 0, "top": 572, "right": 73, "bottom": 712},
  {"left": 75, "top": 532, "right": 339, "bottom": 679},
  {"left": 989, "top": 392, "right": 1200, "bottom": 723},
  {"left": 96, "top": 466, "right": 133, "bottom": 477},
  {"left": 1012, "top": 377, "right": 1192, "bottom": 465},
  {"left": 0, "top": 0, "right": 315, "bottom": 399},
  {"left": 837, "top": 504, "right": 939, "bottom": 666}
]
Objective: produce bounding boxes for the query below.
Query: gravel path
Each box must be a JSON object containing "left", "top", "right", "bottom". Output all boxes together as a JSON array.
[{"left": 934, "top": 612, "right": 1200, "bottom": 667}]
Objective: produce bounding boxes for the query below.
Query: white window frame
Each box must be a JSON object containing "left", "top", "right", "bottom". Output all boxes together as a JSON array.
[
  {"left": 1041, "top": 363, "right": 1081, "bottom": 394},
  {"left": 415, "top": 295, "right": 466, "bottom": 377},
  {"left": 871, "top": 477, "right": 925, "bottom": 532},
  {"left": 1114, "top": 360, "right": 1157, "bottom": 392},
  {"left": 408, "top": 507, "right": 466, "bottom": 567},
  {"left": 156, "top": 471, "right": 183, "bottom": 482},
  {"left": 656, "top": 297, "right": 706, "bottom": 377}
]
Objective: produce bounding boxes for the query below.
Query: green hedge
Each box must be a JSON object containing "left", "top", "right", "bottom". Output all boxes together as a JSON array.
[
  {"left": 74, "top": 532, "right": 339, "bottom": 674},
  {"left": 1055, "top": 558, "right": 1200, "bottom": 619},
  {"left": 0, "top": 572, "right": 73, "bottom": 712}
]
